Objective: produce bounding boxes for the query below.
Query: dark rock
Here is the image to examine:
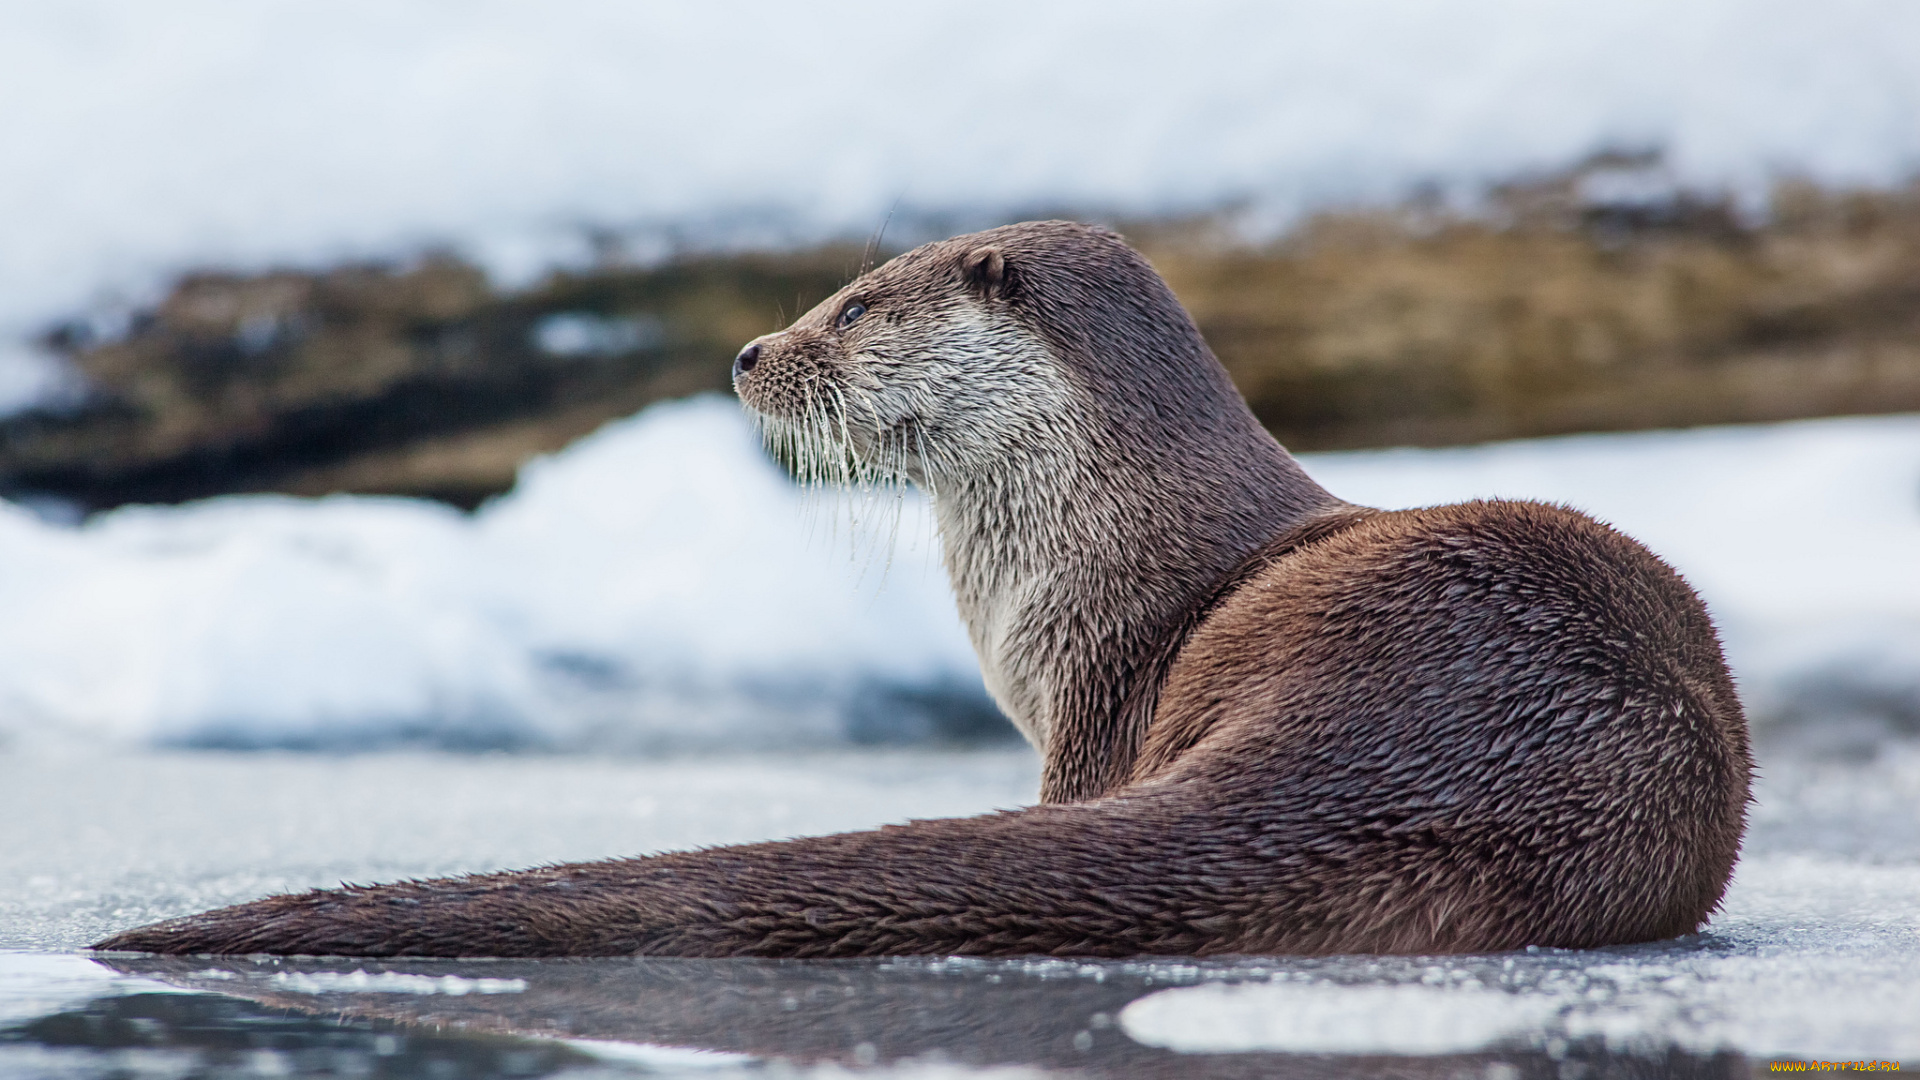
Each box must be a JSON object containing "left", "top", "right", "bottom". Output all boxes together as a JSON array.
[{"left": 0, "top": 250, "right": 859, "bottom": 512}]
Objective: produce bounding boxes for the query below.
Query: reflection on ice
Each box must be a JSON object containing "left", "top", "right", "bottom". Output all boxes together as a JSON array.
[
  {"left": 67, "top": 930, "right": 1914, "bottom": 1077},
  {"left": 67, "top": 952, "right": 1734, "bottom": 1077}
]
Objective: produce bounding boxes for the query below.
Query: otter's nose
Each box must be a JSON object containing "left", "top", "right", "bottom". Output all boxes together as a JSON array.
[{"left": 732, "top": 343, "right": 760, "bottom": 379}]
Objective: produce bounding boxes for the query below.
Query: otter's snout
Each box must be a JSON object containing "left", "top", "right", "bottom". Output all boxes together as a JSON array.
[{"left": 732, "top": 329, "right": 836, "bottom": 424}]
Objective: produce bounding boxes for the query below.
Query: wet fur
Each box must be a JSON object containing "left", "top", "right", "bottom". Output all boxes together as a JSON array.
[{"left": 96, "top": 222, "right": 1751, "bottom": 958}]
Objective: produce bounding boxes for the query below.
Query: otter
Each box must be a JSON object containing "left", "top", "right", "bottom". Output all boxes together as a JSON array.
[{"left": 94, "top": 221, "right": 1751, "bottom": 959}]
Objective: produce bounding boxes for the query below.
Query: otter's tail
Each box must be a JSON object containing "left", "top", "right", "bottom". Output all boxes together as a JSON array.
[{"left": 92, "top": 789, "right": 1263, "bottom": 958}]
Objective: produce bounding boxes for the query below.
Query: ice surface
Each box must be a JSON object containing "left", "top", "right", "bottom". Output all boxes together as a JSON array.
[
  {"left": 6, "top": 1, "right": 1920, "bottom": 408},
  {"left": 0, "top": 747, "right": 1045, "bottom": 951},
  {"left": 1, "top": 743, "right": 1913, "bottom": 1071},
  {"left": 2, "top": 396, "right": 1916, "bottom": 751}
]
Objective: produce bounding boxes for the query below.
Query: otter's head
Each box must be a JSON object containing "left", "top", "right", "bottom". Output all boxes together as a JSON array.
[{"left": 731, "top": 220, "right": 1245, "bottom": 494}]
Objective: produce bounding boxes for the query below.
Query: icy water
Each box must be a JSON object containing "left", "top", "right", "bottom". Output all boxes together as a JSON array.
[{"left": 2, "top": 745, "right": 1916, "bottom": 1078}]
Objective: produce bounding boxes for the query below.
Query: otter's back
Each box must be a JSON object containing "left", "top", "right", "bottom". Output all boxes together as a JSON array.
[{"left": 1142, "top": 499, "right": 1752, "bottom": 951}]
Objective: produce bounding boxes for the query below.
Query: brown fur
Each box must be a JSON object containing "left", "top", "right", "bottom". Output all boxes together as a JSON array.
[{"left": 94, "top": 221, "right": 1751, "bottom": 959}]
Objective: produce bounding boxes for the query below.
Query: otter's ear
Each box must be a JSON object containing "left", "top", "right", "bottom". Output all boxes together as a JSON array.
[{"left": 961, "top": 246, "right": 1008, "bottom": 300}]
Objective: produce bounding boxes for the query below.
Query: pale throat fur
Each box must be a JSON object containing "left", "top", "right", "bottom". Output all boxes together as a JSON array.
[{"left": 734, "top": 230, "right": 1340, "bottom": 800}]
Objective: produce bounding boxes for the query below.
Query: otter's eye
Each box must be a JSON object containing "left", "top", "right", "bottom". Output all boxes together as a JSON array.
[{"left": 838, "top": 302, "right": 867, "bottom": 329}]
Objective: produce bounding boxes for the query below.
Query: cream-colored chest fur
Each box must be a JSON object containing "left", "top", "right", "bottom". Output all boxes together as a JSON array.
[{"left": 936, "top": 467, "right": 1075, "bottom": 751}]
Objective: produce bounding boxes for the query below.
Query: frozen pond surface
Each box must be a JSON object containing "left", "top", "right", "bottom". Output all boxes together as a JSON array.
[{"left": 2, "top": 744, "right": 1916, "bottom": 1078}]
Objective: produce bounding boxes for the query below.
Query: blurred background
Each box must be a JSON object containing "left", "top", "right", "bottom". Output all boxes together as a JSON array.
[{"left": 1, "top": 0, "right": 1918, "bottom": 758}]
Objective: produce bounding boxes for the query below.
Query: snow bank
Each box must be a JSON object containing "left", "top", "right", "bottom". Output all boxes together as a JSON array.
[
  {"left": 0, "top": 396, "right": 993, "bottom": 751},
  {"left": 6, "top": 0, "right": 1920, "bottom": 409},
  {"left": 0, "top": 398, "right": 1914, "bottom": 752}
]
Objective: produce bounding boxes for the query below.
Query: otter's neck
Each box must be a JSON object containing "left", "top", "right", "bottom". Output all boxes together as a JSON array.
[{"left": 932, "top": 388, "right": 1339, "bottom": 803}]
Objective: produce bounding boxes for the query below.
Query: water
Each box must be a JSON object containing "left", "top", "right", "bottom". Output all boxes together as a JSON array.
[{"left": 2, "top": 743, "right": 1914, "bottom": 1077}]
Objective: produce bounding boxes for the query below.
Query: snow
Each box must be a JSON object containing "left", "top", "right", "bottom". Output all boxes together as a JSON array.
[
  {"left": 0, "top": 954, "right": 184, "bottom": 1029},
  {"left": 0, "top": 397, "right": 1916, "bottom": 751},
  {"left": 1122, "top": 981, "right": 1567, "bottom": 1055},
  {"left": 266, "top": 970, "right": 527, "bottom": 995},
  {"left": 0, "top": 395, "right": 984, "bottom": 751},
  {"left": 6, "top": 0, "right": 1920, "bottom": 410},
  {"left": 562, "top": 1041, "right": 759, "bottom": 1072}
]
